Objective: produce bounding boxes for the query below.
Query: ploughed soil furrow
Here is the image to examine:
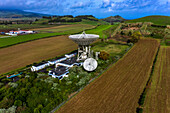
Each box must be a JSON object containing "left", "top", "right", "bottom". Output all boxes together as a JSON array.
[
  {"left": 56, "top": 39, "right": 159, "bottom": 113},
  {"left": 0, "top": 35, "right": 77, "bottom": 74}
]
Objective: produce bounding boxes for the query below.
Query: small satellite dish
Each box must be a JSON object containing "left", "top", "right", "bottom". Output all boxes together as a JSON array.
[{"left": 83, "top": 58, "right": 98, "bottom": 71}]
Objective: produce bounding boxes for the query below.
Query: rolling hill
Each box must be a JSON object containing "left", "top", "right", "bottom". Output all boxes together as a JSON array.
[
  {"left": 126, "top": 15, "right": 170, "bottom": 26},
  {"left": 0, "top": 9, "right": 48, "bottom": 18},
  {"left": 101, "top": 15, "right": 126, "bottom": 24}
]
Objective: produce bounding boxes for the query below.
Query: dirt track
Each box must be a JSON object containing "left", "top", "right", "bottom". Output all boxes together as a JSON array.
[
  {"left": 56, "top": 39, "right": 159, "bottom": 113},
  {"left": 0, "top": 35, "right": 77, "bottom": 74}
]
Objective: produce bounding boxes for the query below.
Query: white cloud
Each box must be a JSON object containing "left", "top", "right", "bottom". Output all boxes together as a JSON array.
[
  {"left": 70, "top": 1, "right": 93, "bottom": 9},
  {"left": 26, "top": 0, "right": 36, "bottom": 5},
  {"left": 108, "top": 7, "right": 113, "bottom": 12},
  {"left": 158, "top": 0, "right": 170, "bottom": 4},
  {"left": 111, "top": 3, "right": 115, "bottom": 7}
]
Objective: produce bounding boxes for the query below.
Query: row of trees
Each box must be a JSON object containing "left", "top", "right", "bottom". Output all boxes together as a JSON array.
[
  {"left": 49, "top": 17, "right": 81, "bottom": 23},
  {"left": 0, "top": 20, "right": 33, "bottom": 25},
  {"left": 43, "top": 15, "right": 99, "bottom": 23},
  {"left": 42, "top": 15, "right": 74, "bottom": 19}
]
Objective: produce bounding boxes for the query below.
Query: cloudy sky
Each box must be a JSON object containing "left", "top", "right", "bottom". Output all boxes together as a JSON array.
[{"left": 0, "top": 0, "right": 169, "bottom": 19}]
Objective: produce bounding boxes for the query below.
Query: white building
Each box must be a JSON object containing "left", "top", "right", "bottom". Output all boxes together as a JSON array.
[
  {"left": 31, "top": 53, "right": 77, "bottom": 72},
  {"left": 31, "top": 62, "right": 51, "bottom": 72},
  {"left": 7, "top": 30, "right": 35, "bottom": 36}
]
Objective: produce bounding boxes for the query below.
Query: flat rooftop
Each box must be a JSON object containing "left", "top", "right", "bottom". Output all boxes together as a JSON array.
[
  {"left": 50, "top": 66, "right": 68, "bottom": 77},
  {"left": 60, "top": 57, "right": 77, "bottom": 65}
]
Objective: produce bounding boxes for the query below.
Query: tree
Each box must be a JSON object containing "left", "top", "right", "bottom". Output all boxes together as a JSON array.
[
  {"left": 14, "top": 100, "right": 22, "bottom": 106},
  {"left": 20, "top": 88, "right": 28, "bottom": 97},
  {"left": 130, "top": 31, "right": 142, "bottom": 43},
  {"left": 34, "top": 108, "right": 40, "bottom": 113},
  {"left": 99, "top": 51, "right": 110, "bottom": 60}
]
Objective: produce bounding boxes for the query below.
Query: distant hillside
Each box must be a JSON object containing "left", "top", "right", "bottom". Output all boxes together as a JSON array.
[
  {"left": 126, "top": 15, "right": 170, "bottom": 26},
  {"left": 0, "top": 9, "right": 48, "bottom": 18},
  {"left": 101, "top": 15, "right": 126, "bottom": 24},
  {"left": 34, "top": 15, "right": 109, "bottom": 25}
]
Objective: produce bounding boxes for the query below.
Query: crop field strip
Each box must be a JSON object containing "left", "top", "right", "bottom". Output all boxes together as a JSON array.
[
  {"left": 56, "top": 39, "right": 159, "bottom": 113},
  {"left": 143, "top": 46, "right": 170, "bottom": 113},
  {"left": 0, "top": 35, "right": 77, "bottom": 75}
]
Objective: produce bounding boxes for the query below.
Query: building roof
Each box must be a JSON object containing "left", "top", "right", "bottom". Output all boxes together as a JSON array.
[
  {"left": 60, "top": 57, "right": 77, "bottom": 65},
  {"left": 51, "top": 66, "right": 68, "bottom": 77}
]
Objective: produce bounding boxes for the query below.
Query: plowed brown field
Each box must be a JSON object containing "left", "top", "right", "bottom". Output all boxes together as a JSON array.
[
  {"left": 56, "top": 39, "right": 159, "bottom": 113},
  {"left": 0, "top": 35, "right": 77, "bottom": 74},
  {"left": 143, "top": 46, "right": 170, "bottom": 113}
]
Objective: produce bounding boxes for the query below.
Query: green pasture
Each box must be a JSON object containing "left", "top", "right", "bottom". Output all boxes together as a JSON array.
[
  {"left": 126, "top": 15, "right": 170, "bottom": 26},
  {"left": 0, "top": 33, "right": 66, "bottom": 48},
  {"left": 86, "top": 25, "right": 116, "bottom": 38},
  {"left": 91, "top": 40, "right": 129, "bottom": 56}
]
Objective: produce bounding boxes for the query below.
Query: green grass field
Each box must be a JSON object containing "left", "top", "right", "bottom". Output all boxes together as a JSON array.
[
  {"left": 91, "top": 40, "right": 129, "bottom": 56},
  {"left": 0, "top": 33, "right": 66, "bottom": 48},
  {"left": 126, "top": 15, "right": 170, "bottom": 26},
  {"left": 86, "top": 25, "right": 116, "bottom": 38}
]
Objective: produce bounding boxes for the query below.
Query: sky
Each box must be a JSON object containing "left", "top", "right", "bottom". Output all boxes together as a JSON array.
[{"left": 0, "top": 0, "right": 169, "bottom": 19}]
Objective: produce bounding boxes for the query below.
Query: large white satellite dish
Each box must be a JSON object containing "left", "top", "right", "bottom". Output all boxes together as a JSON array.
[{"left": 83, "top": 58, "right": 98, "bottom": 71}]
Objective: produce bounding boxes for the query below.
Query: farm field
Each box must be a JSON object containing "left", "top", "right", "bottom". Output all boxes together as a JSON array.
[
  {"left": 126, "top": 15, "right": 170, "bottom": 26},
  {"left": 30, "top": 24, "right": 95, "bottom": 33},
  {"left": 0, "top": 35, "right": 77, "bottom": 74},
  {"left": 143, "top": 46, "right": 170, "bottom": 113},
  {"left": 56, "top": 39, "right": 159, "bottom": 113},
  {"left": 86, "top": 25, "right": 117, "bottom": 38},
  {"left": 0, "top": 24, "right": 95, "bottom": 48}
]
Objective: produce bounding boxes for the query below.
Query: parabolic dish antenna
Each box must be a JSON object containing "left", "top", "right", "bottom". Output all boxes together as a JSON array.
[{"left": 83, "top": 58, "right": 98, "bottom": 71}]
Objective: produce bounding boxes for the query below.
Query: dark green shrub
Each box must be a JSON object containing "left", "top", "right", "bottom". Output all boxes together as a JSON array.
[
  {"left": 136, "top": 107, "right": 143, "bottom": 113},
  {"left": 14, "top": 100, "right": 22, "bottom": 106}
]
